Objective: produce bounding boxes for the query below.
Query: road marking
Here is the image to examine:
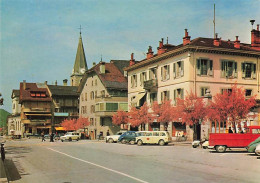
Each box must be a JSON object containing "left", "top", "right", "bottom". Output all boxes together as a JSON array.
[{"left": 47, "top": 147, "right": 149, "bottom": 183}]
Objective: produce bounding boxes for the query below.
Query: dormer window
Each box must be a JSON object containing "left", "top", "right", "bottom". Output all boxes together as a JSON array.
[{"left": 30, "top": 92, "right": 47, "bottom": 98}]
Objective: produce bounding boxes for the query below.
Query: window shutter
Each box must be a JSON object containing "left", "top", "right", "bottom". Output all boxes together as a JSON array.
[
  {"left": 149, "top": 70, "right": 152, "bottom": 80},
  {"left": 252, "top": 64, "right": 256, "bottom": 79},
  {"left": 161, "top": 67, "right": 163, "bottom": 81},
  {"left": 131, "top": 76, "right": 133, "bottom": 87},
  {"left": 181, "top": 61, "right": 184, "bottom": 77},
  {"left": 180, "top": 89, "right": 184, "bottom": 99},
  {"left": 242, "top": 63, "right": 245, "bottom": 78},
  {"left": 167, "top": 65, "right": 170, "bottom": 80},
  {"left": 167, "top": 91, "right": 170, "bottom": 100},
  {"left": 209, "top": 60, "right": 213, "bottom": 76},
  {"left": 221, "top": 61, "right": 225, "bottom": 77},
  {"left": 173, "top": 63, "right": 176, "bottom": 78},
  {"left": 234, "top": 62, "right": 238, "bottom": 78},
  {"left": 161, "top": 92, "right": 163, "bottom": 102},
  {"left": 197, "top": 59, "right": 201, "bottom": 75},
  {"left": 174, "top": 90, "right": 177, "bottom": 105}
]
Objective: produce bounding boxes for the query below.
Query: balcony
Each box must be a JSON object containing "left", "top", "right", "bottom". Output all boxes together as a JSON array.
[
  {"left": 23, "top": 108, "right": 51, "bottom": 113},
  {"left": 144, "top": 79, "right": 158, "bottom": 91}
]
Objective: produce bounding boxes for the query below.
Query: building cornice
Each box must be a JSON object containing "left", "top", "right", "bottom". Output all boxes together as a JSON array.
[{"left": 125, "top": 45, "right": 260, "bottom": 72}]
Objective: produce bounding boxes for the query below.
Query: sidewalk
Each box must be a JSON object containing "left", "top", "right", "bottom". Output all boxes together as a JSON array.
[{"left": 0, "top": 160, "right": 8, "bottom": 183}]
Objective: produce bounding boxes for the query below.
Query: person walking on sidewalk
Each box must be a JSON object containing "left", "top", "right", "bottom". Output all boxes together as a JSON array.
[{"left": 41, "top": 132, "right": 45, "bottom": 142}]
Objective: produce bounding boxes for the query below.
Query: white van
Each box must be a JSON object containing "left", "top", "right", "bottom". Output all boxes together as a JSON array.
[{"left": 135, "top": 131, "right": 171, "bottom": 146}]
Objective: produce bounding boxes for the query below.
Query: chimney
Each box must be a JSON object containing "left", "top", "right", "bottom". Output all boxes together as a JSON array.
[
  {"left": 55, "top": 80, "right": 57, "bottom": 86},
  {"left": 234, "top": 36, "right": 240, "bottom": 49},
  {"left": 129, "top": 53, "right": 135, "bottom": 66},
  {"left": 23, "top": 80, "right": 26, "bottom": 90},
  {"left": 44, "top": 81, "right": 48, "bottom": 85},
  {"left": 213, "top": 33, "right": 220, "bottom": 46},
  {"left": 146, "top": 46, "right": 154, "bottom": 59},
  {"left": 251, "top": 24, "right": 260, "bottom": 50},
  {"left": 63, "top": 79, "right": 68, "bottom": 86},
  {"left": 93, "top": 62, "right": 96, "bottom": 66},
  {"left": 157, "top": 38, "right": 166, "bottom": 55},
  {"left": 100, "top": 62, "right": 105, "bottom": 74},
  {"left": 183, "top": 29, "right": 191, "bottom": 45}
]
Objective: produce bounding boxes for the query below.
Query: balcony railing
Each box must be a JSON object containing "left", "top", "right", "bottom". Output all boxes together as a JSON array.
[{"left": 144, "top": 79, "right": 158, "bottom": 90}]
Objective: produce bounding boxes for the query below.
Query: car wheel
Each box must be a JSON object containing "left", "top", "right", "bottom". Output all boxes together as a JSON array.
[
  {"left": 77, "top": 137, "right": 79, "bottom": 141},
  {"left": 159, "top": 140, "right": 165, "bottom": 146},
  {"left": 255, "top": 150, "right": 260, "bottom": 156},
  {"left": 61, "top": 140, "right": 64, "bottom": 142},
  {"left": 137, "top": 140, "right": 143, "bottom": 146},
  {"left": 69, "top": 137, "right": 72, "bottom": 142},
  {"left": 215, "top": 145, "right": 226, "bottom": 153},
  {"left": 129, "top": 140, "right": 135, "bottom": 145},
  {"left": 121, "top": 139, "right": 127, "bottom": 144},
  {"left": 108, "top": 138, "right": 114, "bottom": 143},
  {"left": 203, "top": 146, "right": 207, "bottom": 149},
  {"left": 192, "top": 145, "right": 198, "bottom": 148}
]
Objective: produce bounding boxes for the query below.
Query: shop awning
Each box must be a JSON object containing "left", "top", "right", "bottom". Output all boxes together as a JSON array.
[
  {"left": 131, "top": 92, "right": 146, "bottom": 106},
  {"left": 55, "top": 127, "right": 65, "bottom": 131}
]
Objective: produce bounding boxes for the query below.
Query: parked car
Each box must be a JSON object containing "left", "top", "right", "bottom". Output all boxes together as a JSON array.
[
  {"left": 106, "top": 131, "right": 126, "bottom": 143},
  {"left": 255, "top": 143, "right": 260, "bottom": 156},
  {"left": 27, "top": 133, "right": 41, "bottom": 139},
  {"left": 247, "top": 136, "right": 260, "bottom": 155},
  {"left": 118, "top": 131, "right": 141, "bottom": 144},
  {"left": 60, "top": 132, "right": 80, "bottom": 142},
  {"left": 135, "top": 131, "right": 171, "bottom": 146}
]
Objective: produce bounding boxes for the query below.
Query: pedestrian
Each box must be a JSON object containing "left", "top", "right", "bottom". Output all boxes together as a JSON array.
[
  {"left": 228, "top": 127, "right": 233, "bottom": 133},
  {"left": 41, "top": 132, "right": 45, "bottom": 142},
  {"left": 106, "top": 130, "right": 110, "bottom": 136},
  {"left": 50, "top": 133, "right": 54, "bottom": 142}
]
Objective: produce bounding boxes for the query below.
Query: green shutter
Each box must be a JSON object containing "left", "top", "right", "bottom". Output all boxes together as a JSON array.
[
  {"left": 173, "top": 63, "right": 176, "bottom": 78},
  {"left": 167, "top": 65, "right": 170, "bottom": 79},
  {"left": 253, "top": 64, "right": 256, "bottom": 79},
  {"left": 197, "top": 59, "right": 201, "bottom": 75},
  {"left": 242, "top": 63, "right": 245, "bottom": 78},
  {"left": 119, "top": 103, "right": 128, "bottom": 111},
  {"left": 161, "top": 67, "right": 163, "bottom": 81},
  {"left": 181, "top": 61, "right": 184, "bottom": 76},
  {"left": 234, "top": 62, "right": 237, "bottom": 78},
  {"left": 180, "top": 89, "right": 184, "bottom": 99},
  {"left": 221, "top": 61, "right": 225, "bottom": 77},
  {"left": 209, "top": 60, "right": 213, "bottom": 76},
  {"left": 174, "top": 90, "right": 177, "bottom": 105},
  {"left": 106, "top": 103, "right": 118, "bottom": 111}
]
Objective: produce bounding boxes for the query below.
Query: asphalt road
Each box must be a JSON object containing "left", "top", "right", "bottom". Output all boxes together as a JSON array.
[{"left": 3, "top": 139, "right": 260, "bottom": 183}]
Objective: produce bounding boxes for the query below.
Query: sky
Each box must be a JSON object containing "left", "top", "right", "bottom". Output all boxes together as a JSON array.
[{"left": 1, "top": 0, "right": 260, "bottom": 112}]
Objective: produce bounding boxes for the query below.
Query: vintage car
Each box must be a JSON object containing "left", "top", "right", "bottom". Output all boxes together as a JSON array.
[
  {"left": 247, "top": 136, "right": 260, "bottom": 155},
  {"left": 106, "top": 131, "right": 126, "bottom": 143},
  {"left": 135, "top": 131, "right": 171, "bottom": 146},
  {"left": 60, "top": 132, "right": 80, "bottom": 142}
]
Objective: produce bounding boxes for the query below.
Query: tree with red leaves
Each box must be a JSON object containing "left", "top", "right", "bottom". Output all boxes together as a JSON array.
[
  {"left": 75, "top": 117, "right": 90, "bottom": 130},
  {"left": 152, "top": 100, "right": 175, "bottom": 130},
  {"left": 128, "top": 102, "right": 155, "bottom": 130},
  {"left": 208, "top": 84, "right": 256, "bottom": 133},
  {"left": 61, "top": 118, "right": 77, "bottom": 131},
  {"left": 175, "top": 91, "right": 207, "bottom": 140},
  {"left": 112, "top": 110, "right": 129, "bottom": 129},
  {"left": 61, "top": 117, "right": 90, "bottom": 131}
]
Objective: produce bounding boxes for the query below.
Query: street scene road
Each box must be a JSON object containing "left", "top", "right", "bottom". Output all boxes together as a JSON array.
[{"left": 2, "top": 139, "right": 260, "bottom": 183}]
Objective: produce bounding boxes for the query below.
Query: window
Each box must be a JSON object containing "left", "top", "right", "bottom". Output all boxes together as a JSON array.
[
  {"left": 174, "top": 88, "right": 184, "bottom": 105},
  {"left": 242, "top": 63, "right": 256, "bottom": 79},
  {"left": 221, "top": 60, "right": 237, "bottom": 78},
  {"left": 201, "top": 87, "right": 209, "bottom": 97},
  {"left": 106, "top": 103, "right": 118, "bottom": 111},
  {"left": 140, "top": 72, "right": 147, "bottom": 86},
  {"left": 150, "top": 93, "right": 157, "bottom": 104},
  {"left": 221, "top": 88, "right": 232, "bottom": 94},
  {"left": 90, "top": 118, "right": 94, "bottom": 126},
  {"left": 90, "top": 91, "right": 95, "bottom": 100},
  {"left": 81, "top": 95, "right": 84, "bottom": 101},
  {"left": 90, "top": 105, "right": 95, "bottom": 113},
  {"left": 149, "top": 67, "right": 157, "bottom": 80},
  {"left": 197, "top": 59, "right": 213, "bottom": 76},
  {"left": 245, "top": 89, "right": 252, "bottom": 97},
  {"left": 161, "top": 91, "right": 170, "bottom": 102},
  {"left": 119, "top": 103, "right": 128, "bottom": 111},
  {"left": 95, "top": 79, "right": 97, "bottom": 86},
  {"left": 92, "top": 80, "right": 94, "bottom": 86},
  {"left": 101, "top": 90, "right": 105, "bottom": 97},
  {"left": 161, "top": 65, "right": 170, "bottom": 81},
  {"left": 131, "top": 75, "right": 137, "bottom": 88},
  {"left": 95, "top": 91, "right": 97, "bottom": 98},
  {"left": 85, "top": 93, "right": 87, "bottom": 101},
  {"left": 173, "top": 61, "right": 184, "bottom": 78}
]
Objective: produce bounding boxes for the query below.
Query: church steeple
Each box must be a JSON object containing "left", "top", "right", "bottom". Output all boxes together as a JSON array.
[{"left": 71, "top": 28, "right": 88, "bottom": 86}]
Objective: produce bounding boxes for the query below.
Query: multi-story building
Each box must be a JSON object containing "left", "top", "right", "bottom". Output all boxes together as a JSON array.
[
  {"left": 125, "top": 24, "right": 260, "bottom": 140},
  {"left": 46, "top": 81, "right": 79, "bottom": 132},
  {"left": 70, "top": 32, "right": 88, "bottom": 87},
  {"left": 19, "top": 81, "right": 52, "bottom": 135},
  {"left": 78, "top": 60, "right": 129, "bottom": 139},
  {"left": 7, "top": 90, "right": 22, "bottom": 137}
]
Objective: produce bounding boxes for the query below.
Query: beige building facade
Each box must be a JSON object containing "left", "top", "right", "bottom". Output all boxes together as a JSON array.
[
  {"left": 79, "top": 60, "right": 129, "bottom": 139},
  {"left": 125, "top": 27, "right": 260, "bottom": 140}
]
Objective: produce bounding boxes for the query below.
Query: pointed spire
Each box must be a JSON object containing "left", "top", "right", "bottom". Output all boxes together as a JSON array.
[{"left": 72, "top": 29, "right": 88, "bottom": 75}]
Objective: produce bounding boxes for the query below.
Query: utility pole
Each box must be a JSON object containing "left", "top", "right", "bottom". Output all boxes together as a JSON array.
[{"left": 213, "top": 4, "right": 216, "bottom": 38}]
